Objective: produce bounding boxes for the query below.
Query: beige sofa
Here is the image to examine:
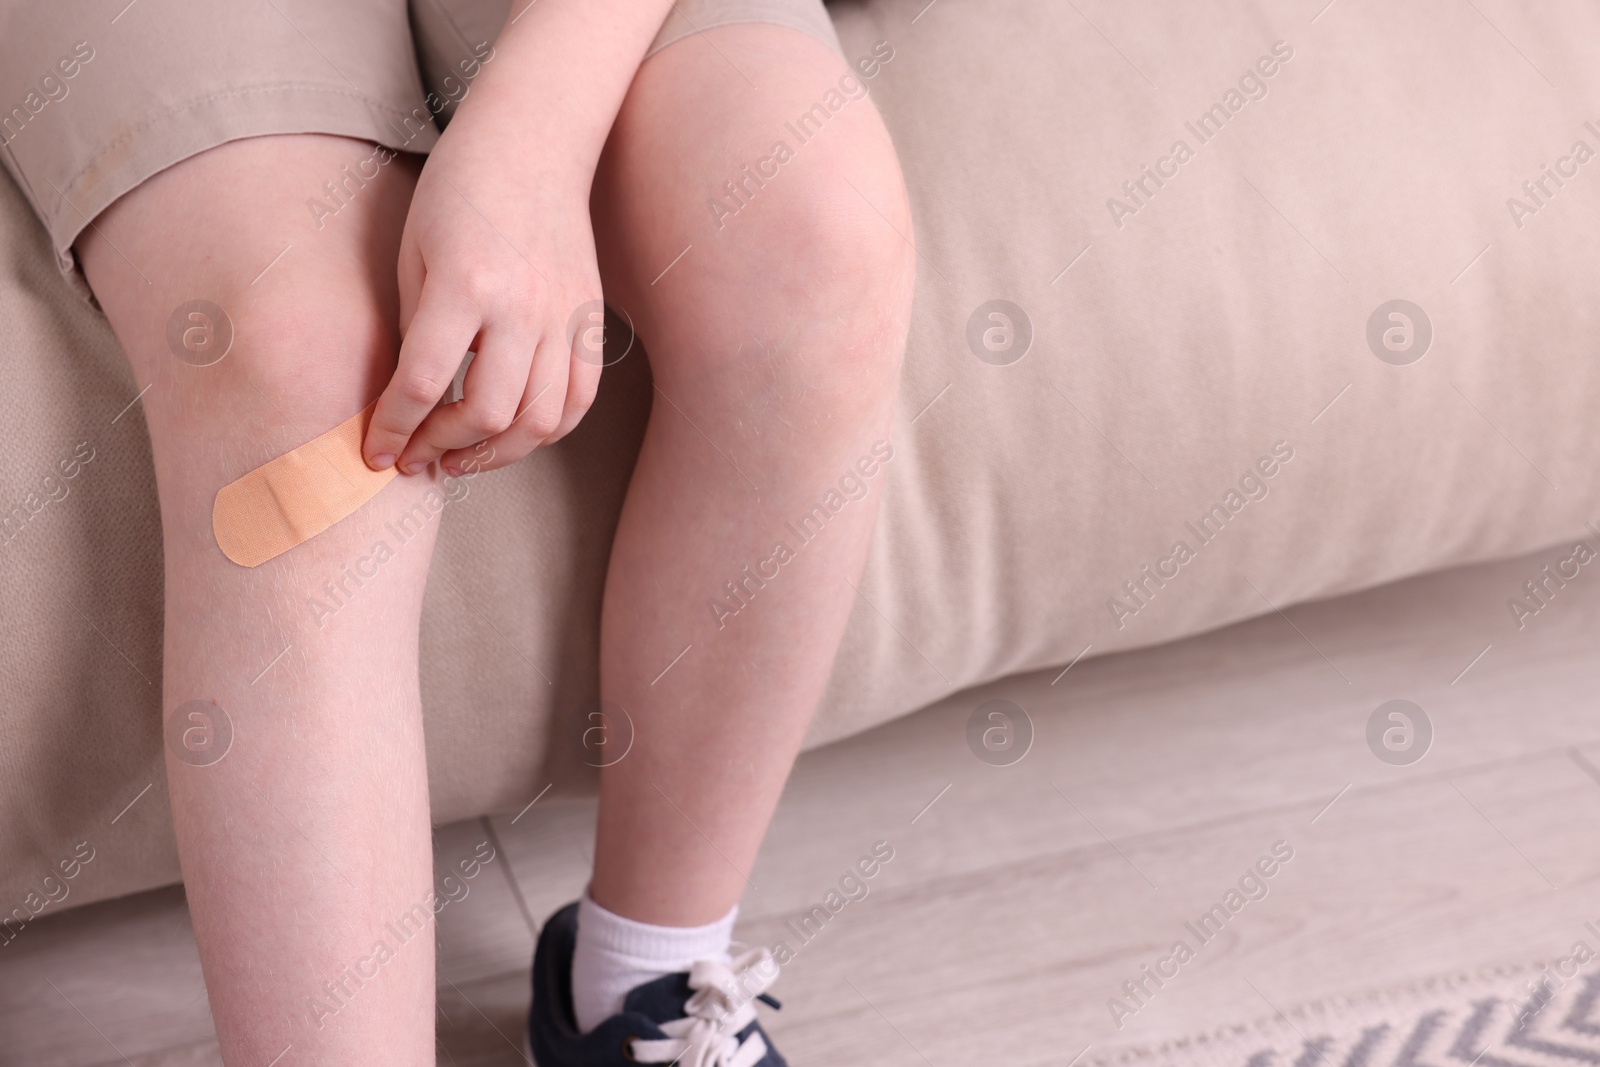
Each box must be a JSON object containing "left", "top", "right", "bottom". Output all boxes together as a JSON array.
[{"left": 5, "top": 0, "right": 1600, "bottom": 917}]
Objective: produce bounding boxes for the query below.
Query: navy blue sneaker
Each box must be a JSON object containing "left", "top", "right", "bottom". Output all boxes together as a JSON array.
[{"left": 528, "top": 901, "right": 788, "bottom": 1067}]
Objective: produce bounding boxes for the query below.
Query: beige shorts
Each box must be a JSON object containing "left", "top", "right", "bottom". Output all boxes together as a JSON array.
[{"left": 0, "top": 0, "right": 841, "bottom": 292}]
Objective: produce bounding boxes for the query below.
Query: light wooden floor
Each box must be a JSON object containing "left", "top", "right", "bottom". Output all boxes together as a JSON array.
[{"left": 5, "top": 544, "right": 1600, "bottom": 1066}]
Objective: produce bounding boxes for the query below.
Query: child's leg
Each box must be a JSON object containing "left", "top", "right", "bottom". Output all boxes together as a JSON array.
[
  {"left": 79, "top": 135, "right": 437, "bottom": 1066},
  {"left": 589, "top": 25, "right": 915, "bottom": 926}
]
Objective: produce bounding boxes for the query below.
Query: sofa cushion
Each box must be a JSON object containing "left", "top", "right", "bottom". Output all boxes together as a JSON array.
[{"left": 4, "top": 0, "right": 1600, "bottom": 912}]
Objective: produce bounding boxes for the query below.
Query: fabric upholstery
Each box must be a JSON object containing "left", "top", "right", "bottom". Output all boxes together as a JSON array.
[{"left": 3, "top": 0, "right": 1598, "bottom": 912}]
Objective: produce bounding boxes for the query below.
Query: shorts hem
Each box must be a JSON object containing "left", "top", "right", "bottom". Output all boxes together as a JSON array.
[
  {"left": 647, "top": 1, "right": 843, "bottom": 60},
  {"left": 43, "top": 82, "right": 442, "bottom": 300}
]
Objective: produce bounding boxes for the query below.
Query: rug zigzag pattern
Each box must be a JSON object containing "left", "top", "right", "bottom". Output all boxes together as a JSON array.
[{"left": 1218, "top": 973, "right": 1600, "bottom": 1067}]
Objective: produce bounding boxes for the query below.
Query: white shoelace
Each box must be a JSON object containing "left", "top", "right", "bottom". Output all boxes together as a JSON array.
[{"left": 627, "top": 946, "right": 778, "bottom": 1067}]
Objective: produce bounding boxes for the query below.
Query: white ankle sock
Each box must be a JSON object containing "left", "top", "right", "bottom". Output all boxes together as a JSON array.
[{"left": 570, "top": 890, "right": 738, "bottom": 1034}]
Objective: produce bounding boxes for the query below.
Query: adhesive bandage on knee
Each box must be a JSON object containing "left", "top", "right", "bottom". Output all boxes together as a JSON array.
[{"left": 212, "top": 401, "right": 396, "bottom": 567}]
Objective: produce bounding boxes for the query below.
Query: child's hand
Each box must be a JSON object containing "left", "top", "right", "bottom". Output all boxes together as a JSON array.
[
  {"left": 359, "top": 0, "right": 675, "bottom": 476},
  {"left": 362, "top": 115, "right": 604, "bottom": 477}
]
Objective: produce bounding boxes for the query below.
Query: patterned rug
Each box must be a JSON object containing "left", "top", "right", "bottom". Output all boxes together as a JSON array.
[{"left": 1086, "top": 964, "right": 1600, "bottom": 1066}]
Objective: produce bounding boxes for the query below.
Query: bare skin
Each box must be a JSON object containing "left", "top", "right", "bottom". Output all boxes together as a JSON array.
[
  {"left": 587, "top": 25, "right": 914, "bottom": 926},
  {"left": 77, "top": 13, "right": 912, "bottom": 1064},
  {"left": 81, "top": 137, "right": 438, "bottom": 1064}
]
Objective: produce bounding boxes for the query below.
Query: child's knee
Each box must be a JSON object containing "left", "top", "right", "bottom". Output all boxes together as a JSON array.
[
  {"left": 638, "top": 157, "right": 913, "bottom": 418},
  {"left": 137, "top": 271, "right": 450, "bottom": 612}
]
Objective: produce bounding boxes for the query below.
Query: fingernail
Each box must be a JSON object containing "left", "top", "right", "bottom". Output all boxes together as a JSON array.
[
  {"left": 444, "top": 464, "right": 463, "bottom": 478},
  {"left": 369, "top": 453, "right": 395, "bottom": 470},
  {"left": 401, "top": 460, "right": 425, "bottom": 475}
]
